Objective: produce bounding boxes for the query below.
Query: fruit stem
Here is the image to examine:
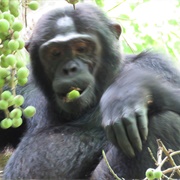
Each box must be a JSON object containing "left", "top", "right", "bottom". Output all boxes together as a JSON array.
[
  {"left": 4, "top": 109, "right": 10, "bottom": 118},
  {"left": 10, "top": 66, "right": 16, "bottom": 97}
]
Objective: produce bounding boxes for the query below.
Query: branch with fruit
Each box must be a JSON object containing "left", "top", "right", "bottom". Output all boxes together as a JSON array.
[
  {"left": 102, "top": 139, "right": 180, "bottom": 180},
  {"left": 0, "top": 0, "right": 39, "bottom": 129}
]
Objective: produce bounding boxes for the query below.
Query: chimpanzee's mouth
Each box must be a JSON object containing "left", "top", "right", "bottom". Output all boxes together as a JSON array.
[{"left": 57, "top": 87, "right": 85, "bottom": 102}]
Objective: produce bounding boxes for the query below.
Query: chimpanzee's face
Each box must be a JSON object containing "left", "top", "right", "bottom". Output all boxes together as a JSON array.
[
  {"left": 28, "top": 4, "right": 121, "bottom": 114},
  {"left": 38, "top": 16, "right": 102, "bottom": 113}
]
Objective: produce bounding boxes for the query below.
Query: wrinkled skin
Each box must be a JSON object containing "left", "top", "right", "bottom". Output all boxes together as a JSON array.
[{"left": 1, "top": 3, "right": 180, "bottom": 179}]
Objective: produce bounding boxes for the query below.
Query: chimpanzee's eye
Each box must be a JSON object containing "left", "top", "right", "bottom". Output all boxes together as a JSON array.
[
  {"left": 49, "top": 47, "right": 62, "bottom": 57},
  {"left": 73, "top": 41, "right": 88, "bottom": 54},
  {"left": 76, "top": 46, "right": 86, "bottom": 53}
]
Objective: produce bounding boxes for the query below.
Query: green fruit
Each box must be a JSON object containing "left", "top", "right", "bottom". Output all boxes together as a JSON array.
[
  {"left": 5, "top": 75, "right": 11, "bottom": 83},
  {"left": 0, "top": 100, "right": 8, "bottom": 110},
  {"left": 23, "top": 106, "right": 36, "bottom": 118},
  {"left": 14, "top": 95, "right": 24, "bottom": 106},
  {"left": 7, "top": 95, "right": 15, "bottom": 107},
  {"left": 66, "top": 0, "right": 79, "bottom": 9},
  {"left": 13, "top": 31, "right": 19, "bottom": 39},
  {"left": 3, "top": 40, "right": 9, "bottom": 48},
  {"left": 67, "top": 89, "right": 80, "bottom": 100},
  {"left": 153, "top": 169, "right": 162, "bottom": 179},
  {"left": 10, "top": 14, "right": 15, "bottom": 22},
  {"left": 0, "top": 68, "right": 9, "bottom": 78},
  {"left": 12, "top": 118, "right": 23, "bottom": 128},
  {"left": 0, "top": 118, "right": 12, "bottom": 129},
  {"left": 0, "top": 78, "right": 5, "bottom": 88},
  {"left": 5, "top": 54, "right": 16, "bottom": 66},
  {"left": 17, "top": 38, "right": 25, "bottom": 49},
  {"left": 66, "top": 0, "right": 79, "bottom": 5},
  {"left": 12, "top": 21, "right": 23, "bottom": 31},
  {"left": 2, "top": 12, "right": 11, "bottom": 22},
  {"left": 0, "top": 14, "right": 4, "bottom": 19},
  {"left": 1, "top": 90, "right": 12, "bottom": 100},
  {"left": 3, "top": 49, "right": 12, "bottom": 56},
  {"left": 0, "top": 19, "right": 9, "bottom": 32},
  {"left": 10, "top": 108, "right": 22, "bottom": 119},
  {"left": 1, "top": 0, "right": 9, "bottom": 7},
  {"left": 0, "top": 33, "right": 6, "bottom": 40},
  {"left": 28, "top": 1, "right": 39, "bottom": 10},
  {"left": 1, "top": 55, "right": 9, "bottom": 68},
  {"left": 9, "top": 0, "right": 19, "bottom": 17},
  {"left": 1, "top": 6, "right": 9, "bottom": 12},
  {"left": 17, "top": 67, "right": 29, "bottom": 78},
  {"left": 10, "top": 9, "right": 19, "bottom": 17},
  {"left": 18, "top": 77, "right": 28, "bottom": 86},
  {"left": 145, "top": 168, "right": 155, "bottom": 180},
  {"left": 8, "top": 39, "right": 19, "bottom": 51},
  {"left": 16, "top": 59, "right": 25, "bottom": 69},
  {"left": 1, "top": 59, "right": 9, "bottom": 68}
]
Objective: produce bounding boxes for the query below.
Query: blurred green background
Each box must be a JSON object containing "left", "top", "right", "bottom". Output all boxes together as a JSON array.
[{"left": 96, "top": 0, "right": 180, "bottom": 62}]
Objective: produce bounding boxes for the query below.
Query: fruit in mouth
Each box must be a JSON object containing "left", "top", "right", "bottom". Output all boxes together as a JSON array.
[{"left": 66, "top": 89, "right": 80, "bottom": 101}]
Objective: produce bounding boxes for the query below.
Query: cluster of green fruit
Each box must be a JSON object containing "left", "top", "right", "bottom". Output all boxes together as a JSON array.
[
  {"left": 0, "top": 90, "right": 36, "bottom": 128},
  {"left": 145, "top": 168, "right": 163, "bottom": 180},
  {"left": 0, "top": 0, "right": 39, "bottom": 129}
]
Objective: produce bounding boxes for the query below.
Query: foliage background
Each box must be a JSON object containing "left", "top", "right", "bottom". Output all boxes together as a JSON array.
[{"left": 98, "top": 0, "right": 180, "bottom": 62}]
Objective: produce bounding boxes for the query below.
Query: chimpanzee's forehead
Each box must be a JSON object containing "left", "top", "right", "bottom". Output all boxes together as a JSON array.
[{"left": 56, "top": 16, "right": 76, "bottom": 34}]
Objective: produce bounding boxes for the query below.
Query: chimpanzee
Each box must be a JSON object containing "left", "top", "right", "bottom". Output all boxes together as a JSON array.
[{"left": 2, "top": 3, "right": 180, "bottom": 179}]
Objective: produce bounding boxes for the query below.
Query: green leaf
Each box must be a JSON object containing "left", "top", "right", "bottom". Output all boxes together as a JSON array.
[
  {"left": 143, "top": 35, "right": 154, "bottom": 44},
  {"left": 119, "top": 14, "right": 130, "bottom": 20},
  {"left": 168, "top": 19, "right": 178, "bottom": 26},
  {"left": 174, "top": 41, "right": 180, "bottom": 50},
  {"left": 133, "top": 24, "right": 140, "bottom": 32}
]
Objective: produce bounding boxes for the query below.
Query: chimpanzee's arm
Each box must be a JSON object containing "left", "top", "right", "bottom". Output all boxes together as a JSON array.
[{"left": 100, "top": 52, "right": 180, "bottom": 157}]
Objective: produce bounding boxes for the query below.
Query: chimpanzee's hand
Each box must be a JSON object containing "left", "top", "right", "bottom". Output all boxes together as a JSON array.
[{"left": 100, "top": 69, "right": 180, "bottom": 158}]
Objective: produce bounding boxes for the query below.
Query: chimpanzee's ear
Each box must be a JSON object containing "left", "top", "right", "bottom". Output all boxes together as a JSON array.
[
  {"left": 111, "top": 23, "right": 122, "bottom": 39},
  {"left": 25, "top": 41, "right": 30, "bottom": 52}
]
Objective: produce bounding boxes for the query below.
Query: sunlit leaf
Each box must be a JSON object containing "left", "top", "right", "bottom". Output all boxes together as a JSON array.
[{"left": 168, "top": 20, "right": 178, "bottom": 26}]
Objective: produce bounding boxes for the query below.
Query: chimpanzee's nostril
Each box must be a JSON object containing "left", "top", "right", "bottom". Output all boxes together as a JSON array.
[
  {"left": 62, "top": 61, "right": 79, "bottom": 76},
  {"left": 71, "top": 66, "right": 77, "bottom": 72},
  {"left": 63, "top": 69, "right": 69, "bottom": 75}
]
